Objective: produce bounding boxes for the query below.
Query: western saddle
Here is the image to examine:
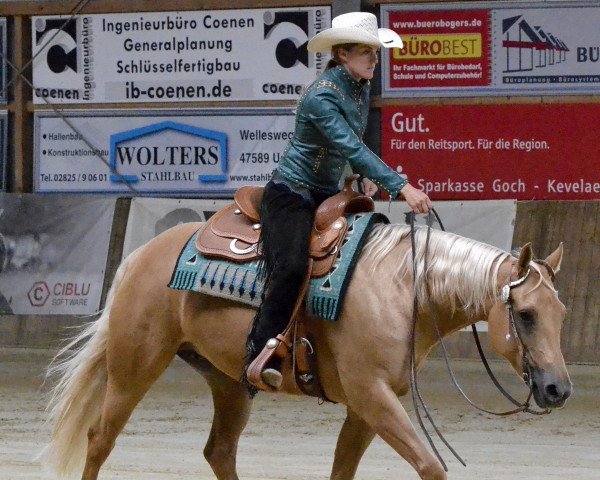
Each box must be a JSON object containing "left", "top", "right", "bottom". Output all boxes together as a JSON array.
[{"left": 195, "top": 175, "right": 374, "bottom": 397}]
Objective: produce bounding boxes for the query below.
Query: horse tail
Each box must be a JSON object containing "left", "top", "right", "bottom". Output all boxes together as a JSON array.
[{"left": 38, "top": 248, "right": 139, "bottom": 477}]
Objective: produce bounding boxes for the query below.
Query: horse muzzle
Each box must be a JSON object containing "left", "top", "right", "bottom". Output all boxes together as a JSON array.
[{"left": 530, "top": 368, "right": 573, "bottom": 409}]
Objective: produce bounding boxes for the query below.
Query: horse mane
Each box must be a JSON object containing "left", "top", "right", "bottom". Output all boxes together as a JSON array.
[{"left": 363, "top": 224, "right": 511, "bottom": 316}]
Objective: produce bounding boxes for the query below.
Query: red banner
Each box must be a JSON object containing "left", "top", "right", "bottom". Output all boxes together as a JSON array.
[
  {"left": 387, "top": 9, "right": 490, "bottom": 89},
  {"left": 381, "top": 104, "right": 600, "bottom": 200}
]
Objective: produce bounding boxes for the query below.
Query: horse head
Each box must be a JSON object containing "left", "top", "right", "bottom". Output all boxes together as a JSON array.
[{"left": 487, "top": 243, "right": 572, "bottom": 409}]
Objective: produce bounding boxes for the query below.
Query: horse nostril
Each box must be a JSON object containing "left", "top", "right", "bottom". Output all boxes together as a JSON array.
[{"left": 545, "top": 383, "right": 559, "bottom": 399}]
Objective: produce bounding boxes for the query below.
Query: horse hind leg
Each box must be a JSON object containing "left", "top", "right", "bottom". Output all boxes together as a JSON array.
[
  {"left": 82, "top": 383, "right": 151, "bottom": 480},
  {"left": 179, "top": 349, "right": 252, "bottom": 480},
  {"left": 82, "top": 329, "right": 182, "bottom": 479}
]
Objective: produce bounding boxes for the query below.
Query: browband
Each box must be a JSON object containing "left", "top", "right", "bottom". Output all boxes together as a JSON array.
[{"left": 500, "top": 268, "right": 531, "bottom": 303}]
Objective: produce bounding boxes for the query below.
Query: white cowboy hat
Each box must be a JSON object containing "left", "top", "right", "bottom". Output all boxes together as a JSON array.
[{"left": 307, "top": 12, "right": 403, "bottom": 53}]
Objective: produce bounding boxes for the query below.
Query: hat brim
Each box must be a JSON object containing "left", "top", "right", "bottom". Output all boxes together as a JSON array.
[{"left": 307, "top": 26, "right": 403, "bottom": 53}]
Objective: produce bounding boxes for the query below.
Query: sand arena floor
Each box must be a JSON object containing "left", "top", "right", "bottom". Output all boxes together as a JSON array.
[{"left": 1, "top": 347, "right": 599, "bottom": 479}]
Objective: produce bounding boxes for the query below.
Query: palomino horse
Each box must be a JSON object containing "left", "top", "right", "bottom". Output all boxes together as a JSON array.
[{"left": 41, "top": 221, "right": 571, "bottom": 480}]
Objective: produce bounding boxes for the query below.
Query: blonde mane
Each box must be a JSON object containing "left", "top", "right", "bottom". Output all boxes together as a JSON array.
[{"left": 363, "top": 224, "right": 511, "bottom": 315}]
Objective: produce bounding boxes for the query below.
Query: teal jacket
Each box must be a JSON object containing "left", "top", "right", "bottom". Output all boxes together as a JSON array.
[{"left": 276, "top": 65, "right": 407, "bottom": 198}]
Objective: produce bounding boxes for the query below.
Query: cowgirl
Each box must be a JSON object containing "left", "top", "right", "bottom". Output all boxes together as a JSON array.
[{"left": 246, "top": 12, "right": 432, "bottom": 389}]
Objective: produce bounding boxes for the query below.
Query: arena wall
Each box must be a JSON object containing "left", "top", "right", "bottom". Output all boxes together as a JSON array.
[{"left": 0, "top": 0, "right": 597, "bottom": 365}]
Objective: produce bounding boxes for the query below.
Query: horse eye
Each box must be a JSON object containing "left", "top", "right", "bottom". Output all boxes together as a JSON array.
[{"left": 518, "top": 309, "right": 536, "bottom": 331}]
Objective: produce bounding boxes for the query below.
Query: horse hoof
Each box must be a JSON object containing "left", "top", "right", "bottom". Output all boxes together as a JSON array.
[{"left": 261, "top": 368, "right": 283, "bottom": 389}]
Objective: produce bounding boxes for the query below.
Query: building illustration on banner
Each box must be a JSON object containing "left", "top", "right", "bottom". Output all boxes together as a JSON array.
[
  {"left": 502, "top": 15, "right": 568, "bottom": 73},
  {"left": 109, "top": 121, "right": 228, "bottom": 185}
]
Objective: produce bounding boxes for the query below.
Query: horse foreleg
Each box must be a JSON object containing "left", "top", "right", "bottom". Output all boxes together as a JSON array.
[
  {"left": 201, "top": 365, "right": 252, "bottom": 480},
  {"left": 330, "top": 407, "right": 375, "bottom": 480},
  {"left": 347, "top": 386, "right": 446, "bottom": 480}
]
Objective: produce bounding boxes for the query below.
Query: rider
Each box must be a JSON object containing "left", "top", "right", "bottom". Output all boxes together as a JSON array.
[{"left": 245, "top": 12, "right": 432, "bottom": 389}]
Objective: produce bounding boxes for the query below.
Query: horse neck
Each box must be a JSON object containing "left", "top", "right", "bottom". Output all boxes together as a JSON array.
[
  {"left": 411, "top": 251, "right": 514, "bottom": 361},
  {"left": 359, "top": 224, "right": 513, "bottom": 361}
]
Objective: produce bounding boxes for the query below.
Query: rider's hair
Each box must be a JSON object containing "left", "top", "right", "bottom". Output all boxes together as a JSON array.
[{"left": 325, "top": 43, "right": 359, "bottom": 70}]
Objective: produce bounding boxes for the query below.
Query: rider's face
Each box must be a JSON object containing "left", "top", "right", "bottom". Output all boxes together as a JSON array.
[{"left": 340, "top": 44, "right": 379, "bottom": 81}]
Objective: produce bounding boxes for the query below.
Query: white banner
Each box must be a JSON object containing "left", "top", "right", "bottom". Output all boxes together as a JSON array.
[
  {"left": 34, "top": 109, "right": 295, "bottom": 195},
  {"left": 374, "top": 199, "right": 516, "bottom": 251},
  {"left": 123, "top": 197, "right": 516, "bottom": 256},
  {"left": 122, "top": 197, "right": 231, "bottom": 258},
  {"left": 123, "top": 198, "right": 516, "bottom": 330},
  {"left": 31, "top": 7, "right": 330, "bottom": 104},
  {"left": 0, "top": 194, "right": 115, "bottom": 315}
]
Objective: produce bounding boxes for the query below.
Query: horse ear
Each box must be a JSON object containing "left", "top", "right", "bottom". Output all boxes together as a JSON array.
[
  {"left": 517, "top": 243, "right": 533, "bottom": 277},
  {"left": 544, "top": 242, "right": 563, "bottom": 274}
]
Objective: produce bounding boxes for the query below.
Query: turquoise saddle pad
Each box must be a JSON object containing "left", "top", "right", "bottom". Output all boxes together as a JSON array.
[{"left": 168, "top": 212, "right": 388, "bottom": 321}]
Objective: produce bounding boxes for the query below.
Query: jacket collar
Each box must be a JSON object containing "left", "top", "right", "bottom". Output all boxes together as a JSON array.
[{"left": 326, "top": 65, "right": 369, "bottom": 99}]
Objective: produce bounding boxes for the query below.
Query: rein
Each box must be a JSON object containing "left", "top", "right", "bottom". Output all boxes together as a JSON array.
[{"left": 407, "top": 210, "right": 552, "bottom": 471}]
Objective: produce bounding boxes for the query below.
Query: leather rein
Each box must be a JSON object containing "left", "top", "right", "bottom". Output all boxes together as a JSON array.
[{"left": 407, "top": 211, "right": 555, "bottom": 471}]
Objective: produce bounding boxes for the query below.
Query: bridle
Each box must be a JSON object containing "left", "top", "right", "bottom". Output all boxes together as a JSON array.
[
  {"left": 407, "top": 211, "right": 554, "bottom": 471},
  {"left": 474, "top": 262, "right": 554, "bottom": 416}
]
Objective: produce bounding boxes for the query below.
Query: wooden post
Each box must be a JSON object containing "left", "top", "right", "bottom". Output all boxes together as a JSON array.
[{"left": 11, "top": 15, "right": 32, "bottom": 193}]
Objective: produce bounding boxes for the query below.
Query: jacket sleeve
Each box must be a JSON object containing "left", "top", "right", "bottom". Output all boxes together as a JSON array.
[{"left": 303, "top": 88, "right": 407, "bottom": 198}]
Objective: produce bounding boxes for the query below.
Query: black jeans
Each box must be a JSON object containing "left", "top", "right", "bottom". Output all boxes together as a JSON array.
[{"left": 247, "top": 180, "right": 328, "bottom": 361}]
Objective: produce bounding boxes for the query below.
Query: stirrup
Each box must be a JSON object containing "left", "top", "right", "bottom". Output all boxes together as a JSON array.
[{"left": 246, "top": 337, "right": 286, "bottom": 391}]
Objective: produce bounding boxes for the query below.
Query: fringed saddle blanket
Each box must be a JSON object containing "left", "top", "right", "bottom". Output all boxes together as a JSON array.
[{"left": 168, "top": 212, "right": 388, "bottom": 321}]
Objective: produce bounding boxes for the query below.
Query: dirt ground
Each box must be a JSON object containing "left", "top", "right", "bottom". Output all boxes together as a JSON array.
[{"left": 1, "top": 347, "right": 599, "bottom": 480}]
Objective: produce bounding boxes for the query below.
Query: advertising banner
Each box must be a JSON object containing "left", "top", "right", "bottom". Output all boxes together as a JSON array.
[
  {"left": 382, "top": 103, "right": 600, "bottom": 201},
  {"left": 381, "top": 104, "right": 600, "bottom": 200},
  {"left": 31, "top": 7, "right": 330, "bottom": 104},
  {"left": 34, "top": 109, "right": 295, "bottom": 196},
  {"left": 122, "top": 197, "right": 230, "bottom": 258},
  {"left": 382, "top": 1, "right": 600, "bottom": 97},
  {"left": 0, "top": 194, "right": 115, "bottom": 315},
  {"left": 0, "top": 18, "right": 6, "bottom": 104},
  {"left": 0, "top": 111, "right": 7, "bottom": 191}
]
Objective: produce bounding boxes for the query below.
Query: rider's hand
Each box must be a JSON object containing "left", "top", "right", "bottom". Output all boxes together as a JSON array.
[
  {"left": 361, "top": 178, "right": 378, "bottom": 197},
  {"left": 400, "top": 183, "right": 432, "bottom": 214}
]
